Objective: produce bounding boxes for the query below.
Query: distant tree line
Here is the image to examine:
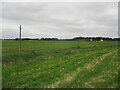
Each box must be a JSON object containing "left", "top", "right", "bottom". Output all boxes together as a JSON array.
[
  {"left": 15, "top": 38, "right": 39, "bottom": 40},
  {"left": 41, "top": 38, "right": 58, "bottom": 41},
  {"left": 2, "top": 37, "right": 120, "bottom": 41},
  {"left": 72, "top": 37, "right": 120, "bottom": 41}
]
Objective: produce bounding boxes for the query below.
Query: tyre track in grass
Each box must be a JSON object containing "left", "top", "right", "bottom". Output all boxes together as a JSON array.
[
  {"left": 13, "top": 48, "right": 104, "bottom": 88},
  {"left": 46, "top": 48, "right": 111, "bottom": 88},
  {"left": 3, "top": 48, "right": 97, "bottom": 88},
  {"left": 48, "top": 67, "right": 81, "bottom": 88},
  {"left": 60, "top": 48, "right": 117, "bottom": 88},
  {"left": 3, "top": 47, "right": 104, "bottom": 88},
  {"left": 85, "top": 49, "right": 117, "bottom": 70},
  {"left": 47, "top": 48, "right": 117, "bottom": 88},
  {"left": 39, "top": 48, "right": 111, "bottom": 88},
  {"left": 3, "top": 47, "right": 113, "bottom": 88},
  {"left": 4, "top": 48, "right": 99, "bottom": 87},
  {"left": 21, "top": 49, "right": 100, "bottom": 88},
  {"left": 84, "top": 50, "right": 118, "bottom": 88},
  {"left": 24, "top": 50, "right": 112, "bottom": 87},
  {"left": 84, "top": 70, "right": 113, "bottom": 88}
]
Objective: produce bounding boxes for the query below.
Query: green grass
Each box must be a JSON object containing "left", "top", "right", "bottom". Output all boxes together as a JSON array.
[{"left": 2, "top": 40, "right": 119, "bottom": 88}]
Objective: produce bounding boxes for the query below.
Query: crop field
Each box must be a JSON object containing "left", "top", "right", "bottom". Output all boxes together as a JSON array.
[{"left": 2, "top": 40, "right": 119, "bottom": 88}]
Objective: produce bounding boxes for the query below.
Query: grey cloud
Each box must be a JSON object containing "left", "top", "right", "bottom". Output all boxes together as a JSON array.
[{"left": 2, "top": 2, "right": 118, "bottom": 39}]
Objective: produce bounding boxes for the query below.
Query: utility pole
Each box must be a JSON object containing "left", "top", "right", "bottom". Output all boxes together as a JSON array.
[{"left": 19, "top": 25, "right": 22, "bottom": 52}]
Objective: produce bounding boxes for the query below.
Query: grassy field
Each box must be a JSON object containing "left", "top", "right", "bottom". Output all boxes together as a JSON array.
[{"left": 2, "top": 40, "right": 119, "bottom": 88}]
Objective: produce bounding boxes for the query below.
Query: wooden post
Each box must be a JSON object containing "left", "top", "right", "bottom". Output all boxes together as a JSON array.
[{"left": 19, "top": 25, "right": 22, "bottom": 51}]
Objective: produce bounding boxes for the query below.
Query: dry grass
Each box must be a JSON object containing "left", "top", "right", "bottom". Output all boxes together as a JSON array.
[
  {"left": 85, "top": 50, "right": 117, "bottom": 70},
  {"left": 48, "top": 67, "right": 81, "bottom": 88}
]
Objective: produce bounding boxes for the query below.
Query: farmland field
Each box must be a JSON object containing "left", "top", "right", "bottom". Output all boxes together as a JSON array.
[{"left": 2, "top": 40, "right": 119, "bottom": 88}]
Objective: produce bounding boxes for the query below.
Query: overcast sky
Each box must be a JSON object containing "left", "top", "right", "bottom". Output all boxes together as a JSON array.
[{"left": 2, "top": 2, "right": 118, "bottom": 39}]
